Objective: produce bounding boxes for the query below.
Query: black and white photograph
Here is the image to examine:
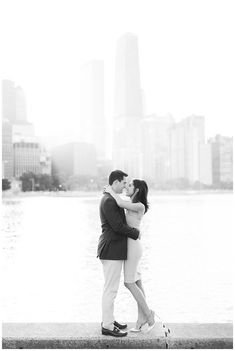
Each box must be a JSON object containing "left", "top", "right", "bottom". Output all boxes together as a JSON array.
[{"left": 1, "top": 0, "right": 234, "bottom": 349}]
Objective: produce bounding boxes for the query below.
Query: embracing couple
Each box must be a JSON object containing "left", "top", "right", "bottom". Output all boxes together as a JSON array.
[{"left": 97, "top": 170, "right": 156, "bottom": 337}]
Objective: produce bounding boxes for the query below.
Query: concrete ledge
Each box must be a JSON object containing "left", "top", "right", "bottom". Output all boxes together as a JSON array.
[{"left": 2, "top": 323, "right": 233, "bottom": 349}]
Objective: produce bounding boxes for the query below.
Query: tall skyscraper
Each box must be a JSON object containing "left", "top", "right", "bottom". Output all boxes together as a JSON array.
[
  {"left": 113, "top": 33, "right": 144, "bottom": 177},
  {"left": 79, "top": 60, "right": 106, "bottom": 160},
  {"left": 2, "top": 78, "right": 34, "bottom": 141},
  {"left": 12, "top": 133, "right": 52, "bottom": 178},
  {"left": 169, "top": 122, "right": 186, "bottom": 180},
  {"left": 199, "top": 143, "right": 212, "bottom": 185},
  {"left": 13, "top": 137, "right": 41, "bottom": 178},
  {"left": 114, "top": 33, "right": 143, "bottom": 119},
  {"left": 141, "top": 114, "right": 174, "bottom": 184},
  {"left": 2, "top": 80, "right": 16, "bottom": 123},
  {"left": 2, "top": 80, "right": 27, "bottom": 123},
  {"left": 2, "top": 118, "right": 14, "bottom": 179},
  {"left": 169, "top": 115, "right": 206, "bottom": 183},
  {"left": 208, "top": 135, "right": 233, "bottom": 185},
  {"left": 15, "top": 86, "right": 27, "bottom": 122}
]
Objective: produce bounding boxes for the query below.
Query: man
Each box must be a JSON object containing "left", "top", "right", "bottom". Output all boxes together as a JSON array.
[{"left": 97, "top": 170, "right": 140, "bottom": 337}]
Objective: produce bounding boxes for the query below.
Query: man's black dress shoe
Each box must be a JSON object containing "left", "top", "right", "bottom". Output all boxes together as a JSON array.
[
  {"left": 102, "top": 326, "right": 127, "bottom": 337},
  {"left": 114, "top": 321, "right": 128, "bottom": 329}
]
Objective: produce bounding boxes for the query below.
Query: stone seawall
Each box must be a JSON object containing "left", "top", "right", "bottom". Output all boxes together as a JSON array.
[{"left": 2, "top": 322, "right": 233, "bottom": 349}]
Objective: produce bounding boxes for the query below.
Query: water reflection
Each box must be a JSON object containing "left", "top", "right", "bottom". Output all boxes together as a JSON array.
[{"left": 2, "top": 193, "right": 233, "bottom": 323}]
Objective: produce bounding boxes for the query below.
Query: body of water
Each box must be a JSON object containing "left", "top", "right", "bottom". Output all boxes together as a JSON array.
[{"left": 2, "top": 192, "right": 233, "bottom": 323}]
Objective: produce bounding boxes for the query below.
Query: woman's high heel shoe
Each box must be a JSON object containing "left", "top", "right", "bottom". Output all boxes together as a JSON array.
[
  {"left": 140, "top": 310, "right": 156, "bottom": 333},
  {"left": 129, "top": 319, "right": 147, "bottom": 332}
]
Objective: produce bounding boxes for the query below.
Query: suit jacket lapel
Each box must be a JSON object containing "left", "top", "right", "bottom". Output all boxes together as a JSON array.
[{"left": 119, "top": 207, "right": 126, "bottom": 224}]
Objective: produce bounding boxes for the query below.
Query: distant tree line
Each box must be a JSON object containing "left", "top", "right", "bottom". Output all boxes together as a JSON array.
[
  {"left": 2, "top": 174, "right": 233, "bottom": 191},
  {"left": 18, "top": 172, "right": 107, "bottom": 191},
  {"left": 2, "top": 179, "right": 11, "bottom": 191}
]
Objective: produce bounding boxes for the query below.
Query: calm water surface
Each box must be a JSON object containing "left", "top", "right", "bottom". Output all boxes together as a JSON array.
[{"left": 2, "top": 192, "right": 233, "bottom": 323}]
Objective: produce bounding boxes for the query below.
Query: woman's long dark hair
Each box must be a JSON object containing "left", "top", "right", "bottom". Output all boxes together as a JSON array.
[{"left": 132, "top": 179, "right": 149, "bottom": 213}]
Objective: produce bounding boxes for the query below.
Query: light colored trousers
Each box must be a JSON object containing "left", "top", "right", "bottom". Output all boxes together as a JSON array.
[{"left": 100, "top": 259, "right": 123, "bottom": 330}]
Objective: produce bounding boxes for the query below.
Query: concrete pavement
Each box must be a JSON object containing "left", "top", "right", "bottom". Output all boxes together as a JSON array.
[{"left": 2, "top": 322, "right": 233, "bottom": 349}]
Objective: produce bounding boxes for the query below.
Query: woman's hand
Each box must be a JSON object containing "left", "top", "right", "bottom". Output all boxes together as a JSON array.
[
  {"left": 105, "top": 185, "right": 113, "bottom": 194},
  {"left": 103, "top": 185, "right": 112, "bottom": 194}
]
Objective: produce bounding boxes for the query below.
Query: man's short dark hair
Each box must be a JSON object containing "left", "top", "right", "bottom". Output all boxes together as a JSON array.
[{"left": 109, "top": 170, "right": 128, "bottom": 185}]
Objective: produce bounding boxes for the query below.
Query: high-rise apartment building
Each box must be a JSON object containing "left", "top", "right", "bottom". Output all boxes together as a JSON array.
[
  {"left": 208, "top": 135, "right": 233, "bottom": 184},
  {"left": 113, "top": 33, "right": 143, "bottom": 177},
  {"left": 169, "top": 115, "right": 206, "bottom": 183},
  {"left": 199, "top": 143, "right": 212, "bottom": 185},
  {"left": 141, "top": 114, "right": 174, "bottom": 184},
  {"left": 79, "top": 60, "right": 106, "bottom": 160},
  {"left": 2, "top": 80, "right": 16, "bottom": 123},
  {"left": 2, "top": 118, "right": 14, "bottom": 179},
  {"left": 13, "top": 138, "right": 41, "bottom": 178},
  {"left": 2, "top": 79, "right": 51, "bottom": 181},
  {"left": 15, "top": 86, "right": 27, "bottom": 122},
  {"left": 2, "top": 80, "right": 27, "bottom": 123},
  {"left": 13, "top": 138, "right": 52, "bottom": 178},
  {"left": 114, "top": 33, "right": 143, "bottom": 118},
  {"left": 169, "top": 123, "right": 185, "bottom": 180}
]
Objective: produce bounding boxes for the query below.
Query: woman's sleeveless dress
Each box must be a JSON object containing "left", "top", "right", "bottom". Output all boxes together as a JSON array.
[{"left": 124, "top": 209, "right": 143, "bottom": 283}]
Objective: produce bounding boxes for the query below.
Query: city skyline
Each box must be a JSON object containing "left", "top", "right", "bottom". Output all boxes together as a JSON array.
[
  {"left": 1, "top": 0, "right": 234, "bottom": 148},
  {"left": 2, "top": 75, "right": 233, "bottom": 188},
  {"left": 113, "top": 33, "right": 143, "bottom": 176}
]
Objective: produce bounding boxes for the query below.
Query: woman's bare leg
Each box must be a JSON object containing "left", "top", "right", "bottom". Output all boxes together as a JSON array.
[
  {"left": 135, "top": 280, "right": 147, "bottom": 328},
  {"left": 124, "top": 281, "right": 155, "bottom": 326},
  {"left": 136, "top": 279, "right": 146, "bottom": 297}
]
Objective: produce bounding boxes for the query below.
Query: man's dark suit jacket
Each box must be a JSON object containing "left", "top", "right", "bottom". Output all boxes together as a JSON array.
[{"left": 97, "top": 193, "right": 139, "bottom": 260}]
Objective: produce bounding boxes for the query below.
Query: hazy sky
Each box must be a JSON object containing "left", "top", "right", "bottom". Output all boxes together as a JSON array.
[{"left": 1, "top": 0, "right": 235, "bottom": 143}]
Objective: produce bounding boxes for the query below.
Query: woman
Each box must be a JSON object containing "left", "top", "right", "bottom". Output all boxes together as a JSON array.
[{"left": 105, "top": 179, "right": 155, "bottom": 333}]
